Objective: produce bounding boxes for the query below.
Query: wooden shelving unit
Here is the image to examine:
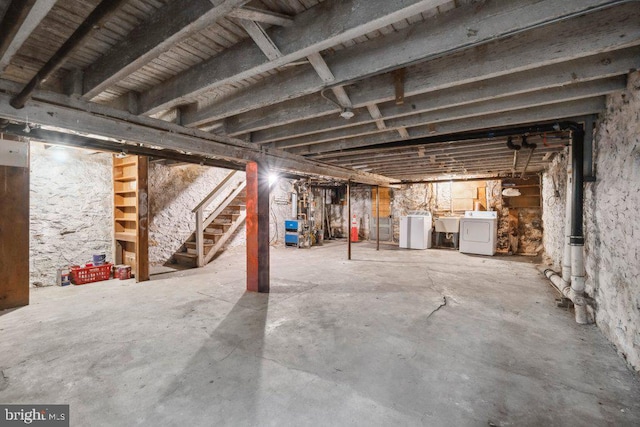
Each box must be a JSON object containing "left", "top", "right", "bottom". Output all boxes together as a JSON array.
[
  {"left": 502, "top": 177, "right": 541, "bottom": 208},
  {"left": 113, "top": 155, "right": 149, "bottom": 281}
]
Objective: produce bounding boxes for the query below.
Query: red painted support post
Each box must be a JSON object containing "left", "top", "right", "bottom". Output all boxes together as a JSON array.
[{"left": 246, "top": 162, "right": 270, "bottom": 293}]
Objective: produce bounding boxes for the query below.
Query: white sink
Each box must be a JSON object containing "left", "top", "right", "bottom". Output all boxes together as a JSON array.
[{"left": 434, "top": 217, "right": 461, "bottom": 233}]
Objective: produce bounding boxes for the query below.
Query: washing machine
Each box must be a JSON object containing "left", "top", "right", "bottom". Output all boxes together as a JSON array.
[
  {"left": 459, "top": 211, "right": 498, "bottom": 256},
  {"left": 399, "top": 212, "right": 433, "bottom": 249}
]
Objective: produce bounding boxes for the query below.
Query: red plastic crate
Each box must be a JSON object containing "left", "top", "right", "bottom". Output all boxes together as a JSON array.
[{"left": 70, "top": 263, "right": 112, "bottom": 285}]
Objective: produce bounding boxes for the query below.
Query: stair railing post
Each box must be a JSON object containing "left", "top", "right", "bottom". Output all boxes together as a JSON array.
[{"left": 196, "top": 208, "right": 204, "bottom": 267}]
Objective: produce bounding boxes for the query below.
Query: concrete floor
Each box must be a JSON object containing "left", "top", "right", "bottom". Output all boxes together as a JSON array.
[{"left": 1, "top": 241, "right": 639, "bottom": 426}]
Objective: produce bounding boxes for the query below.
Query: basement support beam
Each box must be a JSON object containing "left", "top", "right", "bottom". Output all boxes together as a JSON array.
[
  {"left": 226, "top": 47, "right": 640, "bottom": 137},
  {"left": 347, "top": 181, "right": 351, "bottom": 261},
  {"left": 239, "top": 19, "right": 282, "bottom": 61},
  {"left": 140, "top": 0, "right": 453, "bottom": 114},
  {"left": 246, "top": 161, "right": 270, "bottom": 293},
  {"left": 0, "top": 82, "right": 395, "bottom": 186},
  {"left": 0, "top": 0, "right": 56, "bottom": 72},
  {"left": 10, "top": 0, "right": 130, "bottom": 109},
  {"left": 0, "top": 136, "right": 29, "bottom": 309},
  {"left": 184, "top": 0, "right": 636, "bottom": 125},
  {"left": 136, "top": 157, "right": 150, "bottom": 283},
  {"left": 227, "top": 7, "right": 293, "bottom": 27},
  {"left": 291, "top": 98, "right": 605, "bottom": 155},
  {"left": 82, "top": 0, "right": 250, "bottom": 99}
]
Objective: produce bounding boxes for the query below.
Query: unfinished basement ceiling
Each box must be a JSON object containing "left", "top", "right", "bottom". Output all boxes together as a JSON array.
[{"left": 0, "top": 0, "right": 638, "bottom": 182}]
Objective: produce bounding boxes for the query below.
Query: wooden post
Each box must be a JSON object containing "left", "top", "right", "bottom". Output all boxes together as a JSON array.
[
  {"left": 0, "top": 137, "right": 30, "bottom": 309},
  {"left": 347, "top": 181, "right": 351, "bottom": 261},
  {"left": 376, "top": 185, "right": 380, "bottom": 251},
  {"left": 246, "top": 161, "right": 270, "bottom": 293},
  {"left": 195, "top": 208, "right": 204, "bottom": 267},
  {"left": 136, "top": 156, "right": 149, "bottom": 282}
]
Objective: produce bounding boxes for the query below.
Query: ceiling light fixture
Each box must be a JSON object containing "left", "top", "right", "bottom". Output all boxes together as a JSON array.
[{"left": 340, "top": 108, "right": 354, "bottom": 119}]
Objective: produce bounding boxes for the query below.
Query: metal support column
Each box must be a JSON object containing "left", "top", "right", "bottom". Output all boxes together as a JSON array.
[
  {"left": 347, "top": 181, "right": 351, "bottom": 260},
  {"left": 246, "top": 161, "right": 270, "bottom": 293},
  {"left": 376, "top": 185, "right": 380, "bottom": 251}
]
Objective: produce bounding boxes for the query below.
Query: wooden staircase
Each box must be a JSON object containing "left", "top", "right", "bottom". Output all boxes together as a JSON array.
[{"left": 173, "top": 171, "right": 246, "bottom": 268}]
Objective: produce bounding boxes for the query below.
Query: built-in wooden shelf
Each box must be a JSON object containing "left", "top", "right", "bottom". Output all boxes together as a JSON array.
[
  {"left": 502, "top": 177, "right": 541, "bottom": 208},
  {"left": 113, "top": 155, "right": 149, "bottom": 281}
]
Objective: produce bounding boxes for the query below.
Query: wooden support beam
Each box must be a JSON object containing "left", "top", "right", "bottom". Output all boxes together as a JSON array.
[
  {"left": 226, "top": 47, "right": 640, "bottom": 136},
  {"left": 82, "top": 0, "right": 250, "bottom": 99},
  {"left": 267, "top": 78, "right": 624, "bottom": 150},
  {"left": 136, "top": 156, "right": 149, "bottom": 282},
  {"left": 228, "top": 6, "right": 293, "bottom": 27},
  {"left": 0, "top": 136, "right": 29, "bottom": 309},
  {"left": 393, "top": 68, "right": 405, "bottom": 105},
  {"left": 239, "top": 19, "right": 282, "bottom": 61},
  {"left": 367, "top": 104, "right": 387, "bottom": 130},
  {"left": 307, "top": 52, "right": 335, "bottom": 83},
  {"left": 140, "top": 0, "right": 452, "bottom": 115},
  {"left": 291, "top": 98, "right": 606, "bottom": 155},
  {"left": 0, "top": 0, "right": 56, "bottom": 72},
  {"left": 185, "top": 0, "right": 637, "bottom": 126},
  {"left": 0, "top": 81, "right": 395, "bottom": 186},
  {"left": 246, "top": 161, "right": 270, "bottom": 293}
]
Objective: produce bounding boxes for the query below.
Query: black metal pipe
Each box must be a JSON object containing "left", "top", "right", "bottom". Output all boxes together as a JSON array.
[
  {"left": 10, "top": 0, "right": 129, "bottom": 109},
  {"left": 323, "top": 123, "right": 574, "bottom": 155},
  {"left": 570, "top": 126, "right": 585, "bottom": 245}
]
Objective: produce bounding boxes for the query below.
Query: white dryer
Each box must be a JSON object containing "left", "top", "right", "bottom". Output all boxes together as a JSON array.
[{"left": 459, "top": 211, "right": 498, "bottom": 256}]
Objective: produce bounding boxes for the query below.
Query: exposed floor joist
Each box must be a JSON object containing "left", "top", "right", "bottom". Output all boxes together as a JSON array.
[
  {"left": 264, "top": 78, "right": 623, "bottom": 150},
  {"left": 0, "top": 0, "right": 56, "bottom": 73},
  {"left": 224, "top": 47, "right": 639, "bottom": 136},
  {"left": 184, "top": 0, "right": 635, "bottom": 126},
  {"left": 290, "top": 98, "right": 605, "bottom": 155},
  {"left": 138, "top": 0, "right": 453, "bottom": 115},
  {"left": 82, "top": 0, "right": 251, "bottom": 100}
]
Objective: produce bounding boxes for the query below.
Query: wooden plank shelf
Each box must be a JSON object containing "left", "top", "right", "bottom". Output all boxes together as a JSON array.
[
  {"left": 115, "top": 232, "right": 136, "bottom": 242},
  {"left": 113, "top": 155, "right": 149, "bottom": 282}
]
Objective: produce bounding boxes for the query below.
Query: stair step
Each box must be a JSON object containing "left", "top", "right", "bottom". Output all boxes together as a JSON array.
[
  {"left": 203, "top": 233, "right": 223, "bottom": 242},
  {"left": 174, "top": 252, "right": 197, "bottom": 267},
  {"left": 185, "top": 242, "right": 214, "bottom": 255},
  {"left": 207, "top": 223, "right": 231, "bottom": 232}
]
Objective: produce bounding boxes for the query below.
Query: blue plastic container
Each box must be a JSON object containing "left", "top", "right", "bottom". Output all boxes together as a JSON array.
[{"left": 92, "top": 253, "right": 106, "bottom": 266}]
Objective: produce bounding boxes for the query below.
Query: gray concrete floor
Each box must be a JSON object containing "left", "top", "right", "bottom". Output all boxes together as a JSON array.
[{"left": 1, "top": 241, "right": 639, "bottom": 426}]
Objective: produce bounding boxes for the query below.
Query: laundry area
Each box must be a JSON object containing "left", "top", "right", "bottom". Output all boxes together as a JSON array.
[{"left": 1, "top": 0, "right": 640, "bottom": 426}]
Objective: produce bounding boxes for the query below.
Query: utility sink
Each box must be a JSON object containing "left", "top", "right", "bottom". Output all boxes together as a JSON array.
[{"left": 434, "top": 217, "right": 461, "bottom": 233}]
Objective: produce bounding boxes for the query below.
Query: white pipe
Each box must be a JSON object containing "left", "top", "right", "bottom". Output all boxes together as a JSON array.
[
  {"left": 570, "top": 245, "right": 589, "bottom": 324},
  {"left": 542, "top": 267, "right": 571, "bottom": 297},
  {"left": 562, "top": 147, "right": 572, "bottom": 284}
]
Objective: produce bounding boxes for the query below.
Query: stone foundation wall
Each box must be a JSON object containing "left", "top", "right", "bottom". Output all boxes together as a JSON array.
[
  {"left": 148, "top": 164, "right": 245, "bottom": 265},
  {"left": 541, "top": 151, "right": 569, "bottom": 270},
  {"left": 29, "top": 143, "right": 113, "bottom": 286},
  {"left": 542, "top": 71, "right": 640, "bottom": 372}
]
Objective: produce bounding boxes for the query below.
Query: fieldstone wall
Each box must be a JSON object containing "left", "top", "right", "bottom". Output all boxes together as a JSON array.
[
  {"left": 542, "top": 71, "right": 640, "bottom": 372},
  {"left": 541, "top": 151, "right": 569, "bottom": 270},
  {"left": 148, "top": 164, "right": 245, "bottom": 265},
  {"left": 29, "top": 143, "right": 113, "bottom": 286}
]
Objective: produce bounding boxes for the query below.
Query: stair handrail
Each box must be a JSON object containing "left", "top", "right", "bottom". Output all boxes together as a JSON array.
[
  {"left": 202, "top": 181, "right": 247, "bottom": 230},
  {"left": 192, "top": 170, "right": 238, "bottom": 213},
  {"left": 193, "top": 170, "right": 246, "bottom": 267}
]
